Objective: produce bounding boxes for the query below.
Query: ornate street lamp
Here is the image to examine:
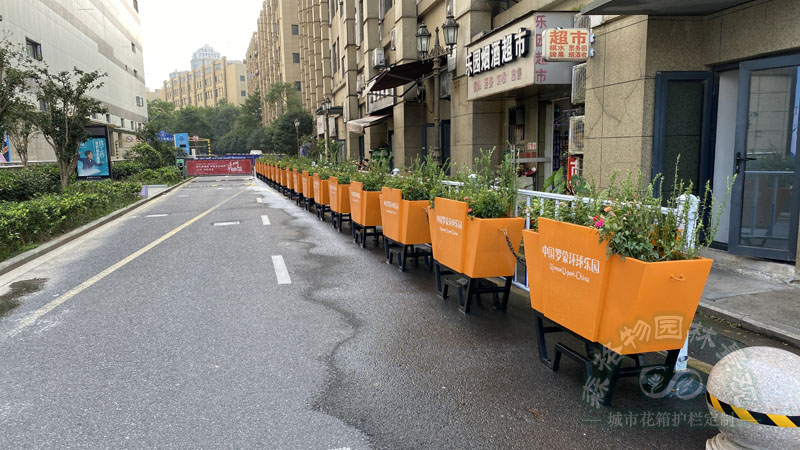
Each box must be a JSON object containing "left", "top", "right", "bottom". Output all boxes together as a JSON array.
[
  {"left": 442, "top": 14, "right": 459, "bottom": 48},
  {"left": 294, "top": 118, "right": 301, "bottom": 153},
  {"left": 415, "top": 22, "right": 431, "bottom": 60}
]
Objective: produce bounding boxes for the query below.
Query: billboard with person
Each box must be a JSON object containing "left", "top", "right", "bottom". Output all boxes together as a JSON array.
[{"left": 77, "top": 128, "right": 111, "bottom": 179}]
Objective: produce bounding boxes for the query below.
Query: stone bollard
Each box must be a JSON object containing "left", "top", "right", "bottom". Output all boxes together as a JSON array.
[{"left": 705, "top": 346, "right": 800, "bottom": 449}]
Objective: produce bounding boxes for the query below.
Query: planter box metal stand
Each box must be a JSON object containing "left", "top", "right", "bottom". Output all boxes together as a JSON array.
[
  {"left": 352, "top": 223, "right": 383, "bottom": 248},
  {"left": 534, "top": 312, "right": 681, "bottom": 406},
  {"left": 384, "top": 238, "right": 433, "bottom": 272},
  {"left": 316, "top": 203, "right": 330, "bottom": 221},
  {"left": 331, "top": 211, "right": 351, "bottom": 232},
  {"left": 434, "top": 260, "right": 513, "bottom": 314}
]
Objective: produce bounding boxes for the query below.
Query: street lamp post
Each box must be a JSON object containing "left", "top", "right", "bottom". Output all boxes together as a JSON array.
[
  {"left": 322, "top": 97, "right": 331, "bottom": 162},
  {"left": 416, "top": 14, "right": 459, "bottom": 167},
  {"left": 294, "top": 118, "right": 300, "bottom": 154}
]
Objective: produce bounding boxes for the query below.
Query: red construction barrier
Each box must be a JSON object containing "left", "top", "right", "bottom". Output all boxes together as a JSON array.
[{"left": 187, "top": 158, "right": 253, "bottom": 176}]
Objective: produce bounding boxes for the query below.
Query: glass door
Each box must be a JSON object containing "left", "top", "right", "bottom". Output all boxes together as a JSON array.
[{"left": 729, "top": 55, "right": 800, "bottom": 262}]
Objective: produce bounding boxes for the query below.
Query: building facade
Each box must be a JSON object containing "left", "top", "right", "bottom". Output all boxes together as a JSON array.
[
  {"left": 160, "top": 58, "right": 248, "bottom": 108},
  {"left": 191, "top": 44, "right": 222, "bottom": 69},
  {"left": 0, "top": 0, "right": 148, "bottom": 162},
  {"left": 245, "top": 0, "right": 303, "bottom": 126},
  {"left": 249, "top": 0, "right": 800, "bottom": 266}
]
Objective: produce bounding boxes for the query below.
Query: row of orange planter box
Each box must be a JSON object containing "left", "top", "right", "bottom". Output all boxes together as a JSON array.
[{"left": 255, "top": 161, "right": 712, "bottom": 357}]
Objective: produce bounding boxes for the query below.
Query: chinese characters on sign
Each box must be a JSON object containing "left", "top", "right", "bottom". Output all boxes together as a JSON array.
[
  {"left": 465, "top": 28, "right": 529, "bottom": 77},
  {"left": 543, "top": 28, "right": 591, "bottom": 62}
]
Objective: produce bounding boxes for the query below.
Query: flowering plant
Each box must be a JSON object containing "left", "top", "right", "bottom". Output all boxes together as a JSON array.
[{"left": 440, "top": 148, "right": 517, "bottom": 219}]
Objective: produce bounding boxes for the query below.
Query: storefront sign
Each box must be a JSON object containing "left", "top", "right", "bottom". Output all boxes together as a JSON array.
[
  {"left": 542, "top": 28, "right": 591, "bottom": 62},
  {"left": 568, "top": 156, "right": 581, "bottom": 182},
  {"left": 367, "top": 88, "right": 395, "bottom": 114},
  {"left": 316, "top": 115, "right": 325, "bottom": 136},
  {"left": 466, "top": 13, "right": 575, "bottom": 100}
]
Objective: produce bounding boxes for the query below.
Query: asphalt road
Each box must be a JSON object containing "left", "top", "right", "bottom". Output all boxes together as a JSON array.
[{"left": 0, "top": 176, "right": 721, "bottom": 449}]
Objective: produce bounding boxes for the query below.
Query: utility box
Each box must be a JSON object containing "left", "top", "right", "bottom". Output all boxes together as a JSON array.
[{"left": 175, "top": 157, "right": 187, "bottom": 178}]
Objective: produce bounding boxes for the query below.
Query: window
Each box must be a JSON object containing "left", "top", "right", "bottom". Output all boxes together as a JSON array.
[
  {"left": 240, "top": 75, "right": 245, "bottom": 81},
  {"left": 135, "top": 96, "right": 144, "bottom": 107},
  {"left": 131, "top": 42, "right": 136, "bottom": 53},
  {"left": 331, "top": 42, "right": 338, "bottom": 73},
  {"left": 292, "top": 53, "right": 300, "bottom": 63},
  {"left": 39, "top": 100, "right": 47, "bottom": 111},
  {"left": 133, "top": 69, "right": 138, "bottom": 78},
  {"left": 295, "top": 81, "right": 301, "bottom": 91},
  {"left": 342, "top": 55, "right": 345, "bottom": 74},
  {"left": 26, "top": 38, "right": 42, "bottom": 61},
  {"left": 291, "top": 24, "right": 299, "bottom": 35},
  {"left": 241, "top": 90, "right": 246, "bottom": 97},
  {"left": 133, "top": 0, "right": 139, "bottom": 13},
  {"left": 120, "top": 118, "right": 125, "bottom": 128},
  {"left": 106, "top": 113, "right": 111, "bottom": 123}
]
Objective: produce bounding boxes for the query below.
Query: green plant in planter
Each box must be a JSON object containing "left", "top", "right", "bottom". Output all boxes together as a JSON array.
[
  {"left": 352, "top": 158, "right": 388, "bottom": 191},
  {"left": 441, "top": 148, "right": 517, "bottom": 219}
]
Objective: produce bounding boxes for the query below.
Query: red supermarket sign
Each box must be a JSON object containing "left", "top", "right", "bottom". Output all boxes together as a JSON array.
[{"left": 187, "top": 158, "right": 253, "bottom": 176}]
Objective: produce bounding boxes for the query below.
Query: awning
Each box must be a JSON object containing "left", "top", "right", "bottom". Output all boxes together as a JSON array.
[
  {"left": 581, "top": 0, "right": 752, "bottom": 16},
  {"left": 364, "top": 59, "right": 434, "bottom": 94},
  {"left": 346, "top": 115, "right": 388, "bottom": 134}
]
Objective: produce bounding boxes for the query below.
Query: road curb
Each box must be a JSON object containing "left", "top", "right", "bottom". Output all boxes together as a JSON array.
[
  {"left": 0, "top": 178, "right": 192, "bottom": 277},
  {"left": 697, "top": 303, "right": 800, "bottom": 349}
]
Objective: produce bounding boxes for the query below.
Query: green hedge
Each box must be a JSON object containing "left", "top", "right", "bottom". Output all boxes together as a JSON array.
[
  {"left": 130, "top": 167, "right": 182, "bottom": 186},
  {"left": 0, "top": 180, "right": 142, "bottom": 261},
  {"left": 0, "top": 165, "right": 62, "bottom": 202},
  {"left": 111, "top": 160, "right": 146, "bottom": 180}
]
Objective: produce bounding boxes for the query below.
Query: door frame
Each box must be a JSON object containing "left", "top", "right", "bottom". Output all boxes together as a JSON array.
[
  {"left": 652, "top": 71, "right": 715, "bottom": 197},
  {"left": 728, "top": 53, "right": 800, "bottom": 261}
]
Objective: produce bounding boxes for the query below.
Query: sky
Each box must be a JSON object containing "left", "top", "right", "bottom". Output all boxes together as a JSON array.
[{"left": 139, "top": 0, "right": 263, "bottom": 90}]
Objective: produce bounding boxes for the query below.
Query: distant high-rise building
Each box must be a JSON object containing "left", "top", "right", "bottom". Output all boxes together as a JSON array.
[
  {"left": 191, "top": 44, "right": 221, "bottom": 70},
  {"left": 160, "top": 58, "right": 248, "bottom": 109}
]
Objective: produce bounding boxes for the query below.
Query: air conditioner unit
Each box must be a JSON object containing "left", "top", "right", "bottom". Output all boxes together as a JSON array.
[
  {"left": 373, "top": 48, "right": 385, "bottom": 69},
  {"left": 569, "top": 116, "right": 585, "bottom": 155},
  {"left": 571, "top": 63, "right": 586, "bottom": 105}
]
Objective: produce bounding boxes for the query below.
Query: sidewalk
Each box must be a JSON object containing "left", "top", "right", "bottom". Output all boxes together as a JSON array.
[{"left": 699, "top": 267, "right": 800, "bottom": 348}]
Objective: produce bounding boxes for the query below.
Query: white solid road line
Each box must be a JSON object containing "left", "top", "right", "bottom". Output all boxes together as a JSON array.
[
  {"left": 271, "top": 255, "right": 291, "bottom": 284},
  {"left": 145, "top": 214, "right": 168, "bottom": 218},
  {"left": 261, "top": 215, "right": 270, "bottom": 225},
  {"left": 1, "top": 190, "right": 245, "bottom": 340}
]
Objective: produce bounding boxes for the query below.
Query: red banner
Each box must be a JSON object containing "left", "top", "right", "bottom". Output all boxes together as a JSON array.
[{"left": 187, "top": 159, "right": 253, "bottom": 176}]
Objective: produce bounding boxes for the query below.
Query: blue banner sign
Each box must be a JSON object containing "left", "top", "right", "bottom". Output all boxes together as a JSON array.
[
  {"left": 156, "top": 130, "right": 174, "bottom": 143},
  {"left": 174, "top": 133, "right": 190, "bottom": 155}
]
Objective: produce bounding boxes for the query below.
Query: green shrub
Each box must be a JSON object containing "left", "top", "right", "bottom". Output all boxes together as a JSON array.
[
  {"left": 130, "top": 167, "right": 182, "bottom": 186},
  {"left": 0, "top": 165, "right": 62, "bottom": 202},
  {"left": 112, "top": 160, "right": 146, "bottom": 179},
  {"left": 0, "top": 181, "right": 142, "bottom": 261}
]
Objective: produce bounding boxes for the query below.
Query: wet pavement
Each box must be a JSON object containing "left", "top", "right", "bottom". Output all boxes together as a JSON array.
[{"left": 0, "top": 176, "right": 792, "bottom": 448}]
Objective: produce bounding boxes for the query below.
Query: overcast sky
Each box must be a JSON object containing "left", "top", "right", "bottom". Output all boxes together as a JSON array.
[{"left": 139, "top": 0, "right": 263, "bottom": 90}]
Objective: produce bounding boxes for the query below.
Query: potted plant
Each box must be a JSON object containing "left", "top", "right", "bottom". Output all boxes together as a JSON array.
[
  {"left": 428, "top": 149, "right": 524, "bottom": 279},
  {"left": 381, "top": 159, "right": 446, "bottom": 246},
  {"left": 328, "top": 169, "right": 352, "bottom": 230},
  {"left": 522, "top": 171, "right": 731, "bottom": 354}
]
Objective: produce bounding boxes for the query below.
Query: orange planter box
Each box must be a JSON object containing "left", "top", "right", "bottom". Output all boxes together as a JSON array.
[
  {"left": 293, "top": 169, "right": 300, "bottom": 193},
  {"left": 523, "top": 217, "right": 713, "bottom": 354},
  {"left": 380, "top": 187, "right": 431, "bottom": 245},
  {"left": 328, "top": 176, "right": 351, "bottom": 214},
  {"left": 285, "top": 168, "right": 293, "bottom": 190},
  {"left": 429, "top": 197, "right": 524, "bottom": 279},
  {"left": 313, "top": 175, "right": 329, "bottom": 205},
  {"left": 349, "top": 181, "right": 382, "bottom": 227},
  {"left": 302, "top": 171, "right": 314, "bottom": 198}
]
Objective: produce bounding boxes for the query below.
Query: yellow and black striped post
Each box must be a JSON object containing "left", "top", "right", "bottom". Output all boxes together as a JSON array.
[{"left": 707, "top": 392, "right": 799, "bottom": 428}]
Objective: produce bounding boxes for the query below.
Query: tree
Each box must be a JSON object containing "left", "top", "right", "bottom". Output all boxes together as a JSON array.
[
  {"left": 266, "top": 110, "right": 313, "bottom": 154},
  {"left": 212, "top": 103, "right": 240, "bottom": 138},
  {"left": 264, "top": 82, "right": 302, "bottom": 115},
  {"left": 172, "top": 105, "right": 212, "bottom": 141},
  {"left": 236, "top": 89, "right": 262, "bottom": 132},
  {"left": 6, "top": 103, "right": 39, "bottom": 167},
  {"left": 140, "top": 99, "right": 175, "bottom": 142},
  {"left": 33, "top": 67, "right": 107, "bottom": 188},
  {"left": 0, "top": 17, "right": 37, "bottom": 148}
]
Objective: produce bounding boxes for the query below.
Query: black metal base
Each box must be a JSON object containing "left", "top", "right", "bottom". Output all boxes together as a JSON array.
[
  {"left": 433, "top": 260, "right": 512, "bottom": 314},
  {"left": 331, "top": 211, "right": 351, "bottom": 232},
  {"left": 352, "top": 222, "right": 382, "bottom": 248},
  {"left": 316, "top": 203, "right": 330, "bottom": 221},
  {"left": 384, "top": 238, "right": 433, "bottom": 272},
  {"left": 534, "top": 312, "right": 680, "bottom": 407},
  {"left": 296, "top": 193, "right": 304, "bottom": 207}
]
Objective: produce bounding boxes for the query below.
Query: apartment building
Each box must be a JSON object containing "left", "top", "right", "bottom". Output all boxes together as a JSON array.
[
  {"left": 245, "top": 0, "right": 303, "bottom": 126},
  {"left": 0, "top": 0, "right": 148, "bottom": 162},
  {"left": 250, "top": 0, "right": 800, "bottom": 265},
  {"left": 160, "top": 57, "right": 248, "bottom": 108}
]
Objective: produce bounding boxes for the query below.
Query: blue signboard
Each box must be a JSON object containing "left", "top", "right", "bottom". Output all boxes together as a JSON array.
[
  {"left": 77, "top": 137, "right": 110, "bottom": 178},
  {"left": 174, "top": 133, "right": 190, "bottom": 155},
  {"left": 156, "top": 130, "right": 174, "bottom": 143}
]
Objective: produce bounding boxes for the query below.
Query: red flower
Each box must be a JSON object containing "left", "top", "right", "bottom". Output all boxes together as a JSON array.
[
  {"left": 467, "top": 208, "right": 473, "bottom": 213},
  {"left": 594, "top": 219, "right": 605, "bottom": 228}
]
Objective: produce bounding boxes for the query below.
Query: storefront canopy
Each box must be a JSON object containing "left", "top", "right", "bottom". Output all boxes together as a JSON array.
[
  {"left": 364, "top": 60, "right": 434, "bottom": 94},
  {"left": 346, "top": 115, "right": 388, "bottom": 134},
  {"left": 581, "top": 0, "right": 752, "bottom": 15}
]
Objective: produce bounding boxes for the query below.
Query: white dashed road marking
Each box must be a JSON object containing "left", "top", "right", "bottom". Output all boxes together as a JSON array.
[
  {"left": 213, "top": 221, "right": 240, "bottom": 226},
  {"left": 256, "top": 197, "right": 263, "bottom": 203},
  {"left": 145, "top": 214, "right": 168, "bottom": 218},
  {"left": 261, "top": 215, "right": 270, "bottom": 225},
  {"left": 271, "top": 255, "right": 291, "bottom": 285}
]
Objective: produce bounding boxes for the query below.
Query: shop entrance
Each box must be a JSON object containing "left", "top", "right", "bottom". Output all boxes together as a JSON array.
[{"left": 729, "top": 54, "right": 800, "bottom": 262}]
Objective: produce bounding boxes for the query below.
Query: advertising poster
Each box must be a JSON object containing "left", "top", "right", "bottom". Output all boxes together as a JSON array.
[
  {"left": 1, "top": 133, "right": 9, "bottom": 162},
  {"left": 174, "top": 133, "right": 190, "bottom": 155},
  {"left": 77, "top": 137, "right": 111, "bottom": 178}
]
